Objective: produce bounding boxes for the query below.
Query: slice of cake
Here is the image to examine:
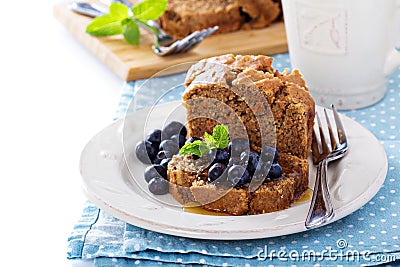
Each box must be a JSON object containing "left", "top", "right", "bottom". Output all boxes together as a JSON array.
[
  {"left": 157, "top": 0, "right": 281, "bottom": 39},
  {"left": 184, "top": 54, "right": 314, "bottom": 159},
  {"left": 167, "top": 54, "right": 315, "bottom": 215}
]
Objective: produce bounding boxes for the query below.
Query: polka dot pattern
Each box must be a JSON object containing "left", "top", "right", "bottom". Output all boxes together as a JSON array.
[{"left": 68, "top": 53, "right": 400, "bottom": 266}]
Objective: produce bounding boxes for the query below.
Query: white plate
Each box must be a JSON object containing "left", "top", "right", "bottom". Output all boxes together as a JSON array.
[{"left": 80, "top": 102, "right": 387, "bottom": 240}]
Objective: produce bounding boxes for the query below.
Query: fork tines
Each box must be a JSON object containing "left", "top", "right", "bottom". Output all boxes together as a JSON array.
[
  {"left": 332, "top": 105, "right": 348, "bottom": 145},
  {"left": 312, "top": 104, "right": 348, "bottom": 165}
]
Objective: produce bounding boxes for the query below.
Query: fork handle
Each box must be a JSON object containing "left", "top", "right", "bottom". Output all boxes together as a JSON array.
[{"left": 305, "top": 159, "right": 334, "bottom": 229}]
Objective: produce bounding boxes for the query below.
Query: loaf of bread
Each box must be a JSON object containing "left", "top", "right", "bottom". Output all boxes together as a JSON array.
[
  {"left": 158, "top": 0, "right": 281, "bottom": 39},
  {"left": 167, "top": 54, "right": 315, "bottom": 215}
]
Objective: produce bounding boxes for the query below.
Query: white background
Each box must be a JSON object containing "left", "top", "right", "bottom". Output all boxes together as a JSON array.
[
  {"left": 3, "top": 2, "right": 399, "bottom": 267},
  {"left": 0, "top": 0, "right": 122, "bottom": 266}
]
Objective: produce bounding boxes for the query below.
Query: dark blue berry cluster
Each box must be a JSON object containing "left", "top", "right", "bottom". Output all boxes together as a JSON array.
[
  {"left": 206, "top": 138, "right": 282, "bottom": 189},
  {"left": 136, "top": 122, "right": 284, "bottom": 195},
  {"left": 135, "top": 121, "right": 187, "bottom": 195}
]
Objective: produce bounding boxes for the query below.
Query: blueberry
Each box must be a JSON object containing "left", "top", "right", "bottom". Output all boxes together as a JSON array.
[
  {"left": 228, "top": 156, "right": 244, "bottom": 167},
  {"left": 240, "top": 151, "right": 259, "bottom": 175},
  {"left": 205, "top": 148, "right": 217, "bottom": 166},
  {"left": 206, "top": 148, "right": 231, "bottom": 168},
  {"left": 146, "top": 129, "right": 161, "bottom": 147},
  {"left": 171, "top": 134, "right": 186, "bottom": 148},
  {"left": 260, "top": 146, "right": 279, "bottom": 164},
  {"left": 227, "top": 165, "right": 250, "bottom": 188},
  {"left": 135, "top": 140, "right": 157, "bottom": 164},
  {"left": 254, "top": 158, "right": 271, "bottom": 174},
  {"left": 153, "top": 150, "right": 174, "bottom": 164},
  {"left": 268, "top": 163, "right": 283, "bottom": 180},
  {"left": 148, "top": 177, "right": 169, "bottom": 195},
  {"left": 237, "top": 172, "right": 251, "bottom": 187},
  {"left": 239, "top": 151, "right": 249, "bottom": 160},
  {"left": 207, "top": 163, "right": 227, "bottom": 182},
  {"left": 159, "top": 140, "right": 179, "bottom": 155},
  {"left": 185, "top": 137, "right": 202, "bottom": 144},
  {"left": 162, "top": 121, "right": 187, "bottom": 140},
  {"left": 191, "top": 155, "right": 200, "bottom": 160},
  {"left": 160, "top": 158, "right": 172, "bottom": 168},
  {"left": 228, "top": 138, "right": 250, "bottom": 158},
  {"left": 215, "top": 149, "right": 229, "bottom": 164},
  {"left": 144, "top": 165, "right": 167, "bottom": 182}
]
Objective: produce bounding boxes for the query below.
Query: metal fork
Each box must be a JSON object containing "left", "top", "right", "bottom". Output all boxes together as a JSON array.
[
  {"left": 69, "top": 2, "right": 218, "bottom": 56},
  {"left": 305, "top": 105, "right": 349, "bottom": 229}
]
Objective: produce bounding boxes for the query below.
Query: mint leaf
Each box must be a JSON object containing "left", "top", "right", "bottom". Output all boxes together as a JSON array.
[
  {"left": 198, "top": 141, "right": 211, "bottom": 156},
  {"left": 86, "top": 0, "right": 167, "bottom": 46},
  {"left": 179, "top": 140, "right": 213, "bottom": 157},
  {"left": 109, "top": 2, "right": 130, "bottom": 20},
  {"left": 123, "top": 20, "right": 140, "bottom": 45},
  {"left": 203, "top": 132, "right": 215, "bottom": 145},
  {"left": 212, "top": 125, "right": 229, "bottom": 149},
  {"left": 179, "top": 125, "right": 230, "bottom": 157},
  {"left": 86, "top": 15, "right": 124, "bottom": 36},
  {"left": 132, "top": 0, "right": 168, "bottom": 21},
  {"left": 179, "top": 140, "right": 203, "bottom": 157}
]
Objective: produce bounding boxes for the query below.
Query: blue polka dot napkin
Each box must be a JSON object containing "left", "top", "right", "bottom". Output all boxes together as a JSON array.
[{"left": 67, "top": 53, "right": 400, "bottom": 266}]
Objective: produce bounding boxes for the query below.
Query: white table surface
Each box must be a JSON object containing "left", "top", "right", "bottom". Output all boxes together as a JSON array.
[{"left": 0, "top": 1, "right": 121, "bottom": 266}]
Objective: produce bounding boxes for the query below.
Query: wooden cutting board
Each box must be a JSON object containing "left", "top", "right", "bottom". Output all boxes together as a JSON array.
[{"left": 53, "top": 1, "right": 288, "bottom": 81}]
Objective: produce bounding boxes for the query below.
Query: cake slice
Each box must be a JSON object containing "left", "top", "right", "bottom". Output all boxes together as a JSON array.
[
  {"left": 158, "top": 0, "right": 281, "bottom": 39},
  {"left": 167, "top": 54, "right": 315, "bottom": 215},
  {"left": 183, "top": 54, "right": 314, "bottom": 159}
]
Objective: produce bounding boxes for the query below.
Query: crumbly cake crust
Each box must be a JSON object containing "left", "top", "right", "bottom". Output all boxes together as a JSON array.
[{"left": 158, "top": 0, "right": 281, "bottom": 39}]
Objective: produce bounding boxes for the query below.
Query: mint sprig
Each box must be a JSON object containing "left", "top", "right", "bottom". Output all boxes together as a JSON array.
[
  {"left": 179, "top": 140, "right": 209, "bottom": 157},
  {"left": 179, "top": 125, "right": 230, "bottom": 157},
  {"left": 212, "top": 125, "right": 229, "bottom": 149},
  {"left": 132, "top": 0, "right": 167, "bottom": 21},
  {"left": 86, "top": 0, "right": 167, "bottom": 45}
]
